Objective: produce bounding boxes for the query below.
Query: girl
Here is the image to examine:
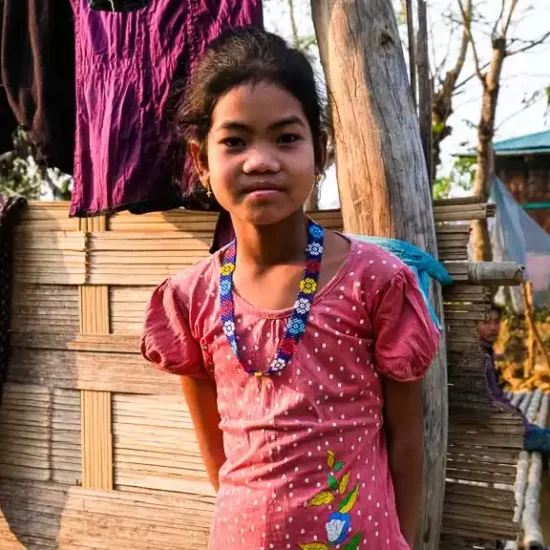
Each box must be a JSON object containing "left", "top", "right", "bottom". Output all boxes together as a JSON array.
[{"left": 141, "top": 28, "right": 440, "bottom": 550}]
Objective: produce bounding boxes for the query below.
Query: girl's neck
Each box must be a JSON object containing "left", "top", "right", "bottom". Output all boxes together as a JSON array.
[{"left": 231, "top": 210, "right": 308, "bottom": 268}]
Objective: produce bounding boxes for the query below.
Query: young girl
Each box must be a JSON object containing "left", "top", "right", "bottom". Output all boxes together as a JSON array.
[{"left": 141, "top": 28, "right": 440, "bottom": 550}]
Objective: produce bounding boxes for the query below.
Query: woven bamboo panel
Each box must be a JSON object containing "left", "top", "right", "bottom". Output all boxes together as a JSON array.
[
  {"left": 10, "top": 284, "right": 79, "bottom": 335},
  {"left": 0, "top": 479, "right": 213, "bottom": 549},
  {"left": 1, "top": 200, "right": 525, "bottom": 549},
  {"left": 112, "top": 394, "right": 214, "bottom": 495},
  {"left": 0, "top": 384, "right": 81, "bottom": 486},
  {"left": 110, "top": 287, "right": 155, "bottom": 334}
]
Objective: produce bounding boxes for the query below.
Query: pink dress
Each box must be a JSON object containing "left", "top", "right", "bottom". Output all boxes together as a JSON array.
[{"left": 141, "top": 238, "right": 440, "bottom": 550}]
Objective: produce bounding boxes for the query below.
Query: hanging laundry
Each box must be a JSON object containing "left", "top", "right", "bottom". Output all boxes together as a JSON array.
[
  {"left": 0, "top": 1, "right": 17, "bottom": 154},
  {"left": 89, "top": 0, "right": 150, "bottom": 12},
  {"left": 69, "top": 0, "right": 263, "bottom": 217},
  {"left": 1, "top": 0, "right": 75, "bottom": 174}
]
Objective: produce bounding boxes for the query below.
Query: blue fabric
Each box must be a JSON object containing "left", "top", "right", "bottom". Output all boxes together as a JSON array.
[
  {"left": 349, "top": 235, "right": 453, "bottom": 329},
  {"left": 524, "top": 423, "right": 550, "bottom": 455}
]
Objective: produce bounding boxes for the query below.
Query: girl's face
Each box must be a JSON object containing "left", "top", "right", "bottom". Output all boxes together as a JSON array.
[{"left": 195, "top": 82, "right": 318, "bottom": 226}]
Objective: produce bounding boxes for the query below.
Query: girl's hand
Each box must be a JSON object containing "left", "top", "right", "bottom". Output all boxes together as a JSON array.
[{"left": 383, "top": 377, "right": 424, "bottom": 549}]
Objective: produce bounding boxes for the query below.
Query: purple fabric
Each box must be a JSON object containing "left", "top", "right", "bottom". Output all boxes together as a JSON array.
[{"left": 69, "top": 0, "right": 263, "bottom": 217}]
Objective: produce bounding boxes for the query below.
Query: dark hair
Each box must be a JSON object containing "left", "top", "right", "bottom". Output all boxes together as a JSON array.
[
  {"left": 175, "top": 27, "right": 328, "bottom": 167},
  {"left": 490, "top": 303, "right": 504, "bottom": 318}
]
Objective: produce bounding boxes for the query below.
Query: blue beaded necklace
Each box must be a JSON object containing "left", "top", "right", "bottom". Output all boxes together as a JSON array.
[{"left": 219, "top": 219, "right": 325, "bottom": 376}]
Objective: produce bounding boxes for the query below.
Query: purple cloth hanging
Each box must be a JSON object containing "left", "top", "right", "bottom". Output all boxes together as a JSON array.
[{"left": 69, "top": 0, "right": 263, "bottom": 217}]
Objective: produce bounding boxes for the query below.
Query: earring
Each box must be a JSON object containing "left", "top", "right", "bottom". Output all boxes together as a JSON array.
[
  {"left": 315, "top": 174, "right": 322, "bottom": 185},
  {"left": 204, "top": 179, "right": 212, "bottom": 197}
]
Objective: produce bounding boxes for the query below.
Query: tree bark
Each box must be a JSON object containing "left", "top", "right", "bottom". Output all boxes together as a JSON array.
[
  {"left": 416, "top": 0, "right": 432, "bottom": 185},
  {"left": 471, "top": 38, "right": 505, "bottom": 261},
  {"left": 311, "top": 2, "right": 447, "bottom": 549}
]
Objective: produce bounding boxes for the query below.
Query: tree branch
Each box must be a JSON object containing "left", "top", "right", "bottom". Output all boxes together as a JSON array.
[
  {"left": 454, "top": 61, "right": 492, "bottom": 91},
  {"left": 287, "top": 0, "right": 300, "bottom": 47},
  {"left": 491, "top": 0, "right": 506, "bottom": 40},
  {"left": 457, "top": 0, "right": 485, "bottom": 86},
  {"left": 507, "top": 31, "right": 550, "bottom": 56},
  {"left": 502, "top": 0, "right": 519, "bottom": 37},
  {"left": 406, "top": 0, "right": 417, "bottom": 110}
]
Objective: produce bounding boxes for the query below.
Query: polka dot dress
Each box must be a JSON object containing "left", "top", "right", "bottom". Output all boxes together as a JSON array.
[{"left": 142, "top": 238, "right": 440, "bottom": 550}]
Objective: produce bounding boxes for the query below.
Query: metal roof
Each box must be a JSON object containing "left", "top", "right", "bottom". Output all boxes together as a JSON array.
[
  {"left": 459, "top": 130, "right": 550, "bottom": 157},
  {"left": 493, "top": 130, "right": 550, "bottom": 155}
]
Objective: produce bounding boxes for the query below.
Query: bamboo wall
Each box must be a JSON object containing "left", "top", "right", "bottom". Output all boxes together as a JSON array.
[{"left": 0, "top": 201, "right": 524, "bottom": 549}]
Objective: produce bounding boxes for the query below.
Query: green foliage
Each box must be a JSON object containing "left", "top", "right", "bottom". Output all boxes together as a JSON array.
[
  {"left": 433, "top": 156, "right": 476, "bottom": 199},
  {"left": 0, "top": 127, "right": 72, "bottom": 201}
]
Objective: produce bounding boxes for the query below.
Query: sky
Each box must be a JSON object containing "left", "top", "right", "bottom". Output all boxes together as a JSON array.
[{"left": 264, "top": 0, "right": 550, "bottom": 207}]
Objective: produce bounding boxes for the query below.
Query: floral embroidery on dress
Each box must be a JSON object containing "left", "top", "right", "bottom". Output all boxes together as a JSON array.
[{"left": 299, "top": 451, "right": 362, "bottom": 550}]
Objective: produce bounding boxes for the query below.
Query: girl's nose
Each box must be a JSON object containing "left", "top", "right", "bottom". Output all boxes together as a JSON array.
[{"left": 242, "top": 146, "right": 281, "bottom": 174}]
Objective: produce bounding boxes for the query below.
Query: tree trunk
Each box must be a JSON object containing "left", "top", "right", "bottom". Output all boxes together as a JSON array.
[
  {"left": 416, "top": 0, "right": 432, "bottom": 185},
  {"left": 471, "top": 38, "right": 505, "bottom": 262},
  {"left": 311, "top": 2, "right": 447, "bottom": 549}
]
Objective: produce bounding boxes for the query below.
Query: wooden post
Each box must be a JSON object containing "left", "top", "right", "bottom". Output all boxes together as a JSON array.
[{"left": 311, "top": 2, "right": 447, "bottom": 549}]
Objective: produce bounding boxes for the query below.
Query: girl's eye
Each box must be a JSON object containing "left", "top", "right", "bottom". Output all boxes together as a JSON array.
[
  {"left": 277, "top": 133, "right": 301, "bottom": 144},
  {"left": 221, "top": 137, "right": 245, "bottom": 148}
]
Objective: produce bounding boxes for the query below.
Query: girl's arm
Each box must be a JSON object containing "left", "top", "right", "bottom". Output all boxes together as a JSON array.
[
  {"left": 181, "top": 376, "right": 226, "bottom": 492},
  {"left": 383, "top": 377, "right": 424, "bottom": 548}
]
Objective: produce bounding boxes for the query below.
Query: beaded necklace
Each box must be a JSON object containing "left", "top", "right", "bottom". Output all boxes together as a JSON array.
[{"left": 219, "top": 219, "right": 325, "bottom": 376}]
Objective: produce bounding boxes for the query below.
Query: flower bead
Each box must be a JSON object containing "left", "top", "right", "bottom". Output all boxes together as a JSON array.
[
  {"left": 325, "top": 511, "right": 351, "bottom": 545},
  {"left": 294, "top": 298, "right": 311, "bottom": 315},
  {"left": 305, "top": 259, "right": 321, "bottom": 274},
  {"left": 288, "top": 318, "right": 306, "bottom": 336},
  {"left": 306, "top": 242, "right": 323, "bottom": 256},
  {"left": 270, "top": 358, "right": 287, "bottom": 371},
  {"left": 300, "top": 278, "right": 317, "bottom": 295},
  {"left": 280, "top": 337, "right": 297, "bottom": 356},
  {"left": 223, "top": 320, "right": 235, "bottom": 337},
  {"left": 220, "top": 262, "right": 235, "bottom": 276},
  {"left": 309, "top": 223, "right": 324, "bottom": 240}
]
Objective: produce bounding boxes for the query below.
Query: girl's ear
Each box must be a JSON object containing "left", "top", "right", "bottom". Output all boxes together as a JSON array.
[{"left": 190, "top": 141, "right": 210, "bottom": 187}]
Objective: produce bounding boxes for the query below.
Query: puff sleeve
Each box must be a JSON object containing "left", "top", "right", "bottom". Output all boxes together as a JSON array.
[
  {"left": 372, "top": 267, "right": 440, "bottom": 382},
  {"left": 140, "top": 278, "right": 207, "bottom": 378}
]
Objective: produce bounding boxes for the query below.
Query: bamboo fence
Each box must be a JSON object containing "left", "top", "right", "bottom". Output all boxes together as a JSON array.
[{"left": 0, "top": 200, "right": 536, "bottom": 549}]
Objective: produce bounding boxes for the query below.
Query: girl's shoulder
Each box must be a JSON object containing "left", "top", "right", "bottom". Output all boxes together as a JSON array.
[{"left": 345, "top": 236, "right": 409, "bottom": 287}]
